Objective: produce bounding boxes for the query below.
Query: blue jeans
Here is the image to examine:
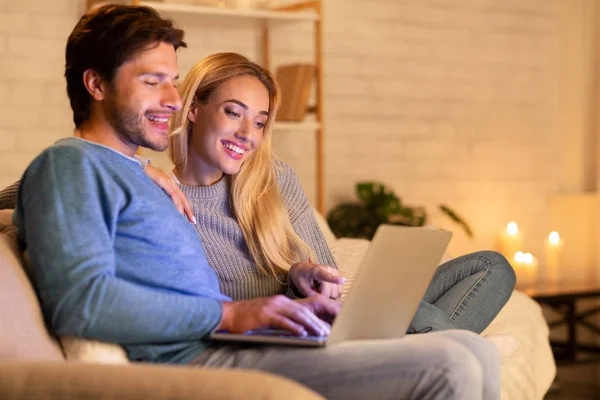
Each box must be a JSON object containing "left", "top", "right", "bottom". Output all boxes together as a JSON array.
[
  {"left": 409, "top": 251, "right": 516, "bottom": 334},
  {"left": 194, "top": 329, "right": 501, "bottom": 400}
]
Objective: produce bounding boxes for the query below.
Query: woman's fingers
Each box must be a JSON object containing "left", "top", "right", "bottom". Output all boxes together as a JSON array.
[
  {"left": 313, "top": 265, "right": 346, "bottom": 285},
  {"left": 289, "top": 262, "right": 345, "bottom": 299},
  {"left": 183, "top": 200, "right": 196, "bottom": 224},
  {"left": 318, "top": 283, "right": 334, "bottom": 299},
  {"left": 296, "top": 277, "right": 318, "bottom": 297},
  {"left": 329, "top": 284, "right": 342, "bottom": 300}
]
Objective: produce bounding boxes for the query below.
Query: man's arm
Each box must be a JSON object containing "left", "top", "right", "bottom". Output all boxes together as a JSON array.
[{"left": 15, "top": 146, "right": 222, "bottom": 345}]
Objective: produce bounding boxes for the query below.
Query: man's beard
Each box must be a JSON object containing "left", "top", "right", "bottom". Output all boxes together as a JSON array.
[{"left": 105, "top": 98, "right": 169, "bottom": 152}]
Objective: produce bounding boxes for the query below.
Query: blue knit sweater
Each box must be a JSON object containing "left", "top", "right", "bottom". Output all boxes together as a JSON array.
[{"left": 14, "top": 138, "right": 230, "bottom": 364}]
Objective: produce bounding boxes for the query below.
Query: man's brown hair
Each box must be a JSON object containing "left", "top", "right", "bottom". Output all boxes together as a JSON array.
[{"left": 65, "top": 4, "right": 186, "bottom": 127}]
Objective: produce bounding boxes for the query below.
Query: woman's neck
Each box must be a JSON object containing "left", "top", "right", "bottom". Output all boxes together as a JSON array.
[{"left": 174, "top": 154, "right": 223, "bottom": 186}]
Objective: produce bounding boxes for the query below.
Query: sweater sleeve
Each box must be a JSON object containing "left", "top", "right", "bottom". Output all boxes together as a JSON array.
[
  {"left": 14, "top": 146, "right": 222, "bottom": 345},
  {"left": 276, "top": 160, "right": 337, "bottom": 270},
  {"left": 0, "top": 180, "right": 19, "bottom": 210}
]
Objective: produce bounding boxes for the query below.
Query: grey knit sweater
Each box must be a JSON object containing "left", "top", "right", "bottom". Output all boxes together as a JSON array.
[
  {"left": 0, "top": 181, "right": 18, "bottom": 210},
  {"left": 177, "top": 160, "right": 338, "bottom": 301}
]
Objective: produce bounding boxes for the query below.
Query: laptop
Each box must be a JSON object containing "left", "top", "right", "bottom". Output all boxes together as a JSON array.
[{"left": 210, "top": 224, "right": 452, "bottom": 347}]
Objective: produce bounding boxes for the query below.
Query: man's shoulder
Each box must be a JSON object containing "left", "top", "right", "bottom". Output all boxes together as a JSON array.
[
  {"left": 32, "top": 138, "right": 135, "bottom": 173},
  {"left": 21, "top": 138, "right": 134, "bottom": 193},
  {"left": 34, "top": 138, "right": 98, "bottom": 166}
]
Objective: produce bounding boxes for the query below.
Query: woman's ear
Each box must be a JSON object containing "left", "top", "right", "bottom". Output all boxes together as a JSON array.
[{"left": 187, "top": 97, "right": 198, "bottom": 123}]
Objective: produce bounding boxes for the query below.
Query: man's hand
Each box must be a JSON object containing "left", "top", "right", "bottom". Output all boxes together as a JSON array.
[
  {"left": 217, "top": 295, "right": 341, "bottom": 337},
  {"left": 144, "top": 164, "right": 195, "bottom": 223},
  {"left": 289, "top": 261, "right": 346, "bottom": 299},
  {"left": 295, "top": 295, "right": 342, "bottom": 325}
]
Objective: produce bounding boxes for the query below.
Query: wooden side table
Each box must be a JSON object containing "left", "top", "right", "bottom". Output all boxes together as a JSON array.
[{"left": 523, "top": 283, "right": 600, "bottom": 364}]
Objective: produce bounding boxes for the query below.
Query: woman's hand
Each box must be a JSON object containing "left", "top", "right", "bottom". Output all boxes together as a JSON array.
[
  {"left": 144, "top": 164, "right": 196, "bottom": 223},
  {"left": 289, "top": 261, "right": 346, "bottom": 300}
]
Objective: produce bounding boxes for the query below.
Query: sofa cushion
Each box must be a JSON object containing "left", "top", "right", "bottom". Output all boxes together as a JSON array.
[{"left": 0, "top": 210, "right": 64, "bottom": 362}]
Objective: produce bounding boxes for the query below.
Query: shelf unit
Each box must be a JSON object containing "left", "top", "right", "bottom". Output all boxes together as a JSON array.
[{"left": 87, "top": 0, "right": 326, "bottom": 213}]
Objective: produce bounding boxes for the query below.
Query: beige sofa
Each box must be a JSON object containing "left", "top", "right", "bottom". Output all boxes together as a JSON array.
[
  {"left": 0, "top": 207, "right": 557, "bottom": 399},
  {"left": 0, "top": 209, "right": 323, "bottom": 400}
]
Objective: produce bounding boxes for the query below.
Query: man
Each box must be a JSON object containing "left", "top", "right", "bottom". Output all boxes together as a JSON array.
[{"left": 14, "top": 5, "right": 500, "bottom": 399}]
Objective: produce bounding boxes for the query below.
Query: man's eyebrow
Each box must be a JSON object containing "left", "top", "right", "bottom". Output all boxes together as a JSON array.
[{"left": 225, "top": 99, "right": 269, "bottom": 116}]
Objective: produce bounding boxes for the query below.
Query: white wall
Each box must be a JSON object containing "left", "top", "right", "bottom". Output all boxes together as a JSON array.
[
  {"left": 0, "top": 0, "right": 83, "bottom": 188},
  {"left": 323, "top": 0, "right": 567, "bottom": 258},
  {"left": 0, "top": 0, "right": 591, "bottom": 260}
]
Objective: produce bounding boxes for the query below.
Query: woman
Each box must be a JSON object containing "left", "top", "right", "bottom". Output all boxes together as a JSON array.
[{"left": 164, "top": 52, "right": 516, "bottom": 334}]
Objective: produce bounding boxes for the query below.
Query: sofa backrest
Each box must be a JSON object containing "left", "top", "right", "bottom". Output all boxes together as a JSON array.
[{"left": 0, "top": 210, "right": 64, "bottom": 362}]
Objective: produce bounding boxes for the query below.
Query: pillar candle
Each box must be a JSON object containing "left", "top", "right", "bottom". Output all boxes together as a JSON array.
[
  {"left": 543, "top": 231, "right": 563, "bottom": 284},
  {"left": 497, "top": 222, "right": 524, "bottom": 265},
  {"left": 513, "top": 251, "right": 539, "bottom": 288}
]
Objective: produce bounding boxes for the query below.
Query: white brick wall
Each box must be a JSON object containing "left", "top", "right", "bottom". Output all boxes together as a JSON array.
[
  {"left": 0, "top": 0, "right": 80, "bottom": 189},
  {"left": 0, "top": 0, "right": 590, "bottom": 261},
  {"left": 324, "top": 0, "right": 568, "bottom": 259}
]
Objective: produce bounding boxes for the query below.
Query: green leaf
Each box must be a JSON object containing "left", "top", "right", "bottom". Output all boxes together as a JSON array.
[
  {"left": 439, "top": 204, "right": 473, "bottom": 238},
  {"left": 327, "top": 182, "right": 473, "bottom": 241},
  {"left": 356, "top": 182, "right": 376, "bottom": 205}
]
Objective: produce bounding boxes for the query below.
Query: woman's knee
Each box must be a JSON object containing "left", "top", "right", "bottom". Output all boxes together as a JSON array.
[{"left": 472, "top": 250, "right": 516, "bottom": 291}]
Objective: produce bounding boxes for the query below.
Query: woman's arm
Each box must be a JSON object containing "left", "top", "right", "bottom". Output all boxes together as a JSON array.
[
  {"left": 275, "top": 161, "right": 344, "bottom": 299},
  {"left": 276, "top": 160, "right": 337, "bottom": 269}
]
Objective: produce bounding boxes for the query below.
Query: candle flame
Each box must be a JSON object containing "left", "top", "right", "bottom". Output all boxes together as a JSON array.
[
  {"left": 549, "top": 231, "right": 560, "bottom": 245},
  {"left": 507, "top": 222, "right": 519, "bottom": 235},
  {"left": 514, "top": 251, "right": 525, "bottom": 263}
]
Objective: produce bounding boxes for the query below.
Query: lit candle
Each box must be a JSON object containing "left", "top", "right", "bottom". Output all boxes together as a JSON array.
[
  {"left": 543, "top": 231, "right": 563, "bottom": 284},
  {"left": 513, "top": 251, "right": 539, "bottom": 288},
  {"left": 497, "top": 222, "right": 524, "bottom": 265}
]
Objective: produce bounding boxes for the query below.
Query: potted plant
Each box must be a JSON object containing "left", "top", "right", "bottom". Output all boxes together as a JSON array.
[{"left": 326, "top": 182, "right": 473, "bottom": 240}]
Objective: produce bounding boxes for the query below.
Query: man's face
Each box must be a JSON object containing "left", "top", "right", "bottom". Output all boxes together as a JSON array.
[{"left": 103, "top": 42, "right": 181, "bottom": 152}]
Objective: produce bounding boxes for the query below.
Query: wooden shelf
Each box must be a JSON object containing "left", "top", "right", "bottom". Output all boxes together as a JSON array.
[
  {"left": 273, "top": 121, "right": 320, "bottom": 131},
  {"left": 90, "top": 1, "right": 318, "bottom": 23}
]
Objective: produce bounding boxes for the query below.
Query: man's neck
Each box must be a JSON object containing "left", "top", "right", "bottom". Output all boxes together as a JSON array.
[{"left": 76, "top": 116, "right": 138, "bottom": 157}]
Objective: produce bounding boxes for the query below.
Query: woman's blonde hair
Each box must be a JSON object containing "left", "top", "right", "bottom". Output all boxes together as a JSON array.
[{"left": 169, "top": 52, "right": 315, "bottom": 278}]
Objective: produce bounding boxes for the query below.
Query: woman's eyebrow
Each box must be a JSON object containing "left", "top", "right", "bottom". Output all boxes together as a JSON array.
[{"left": 225, "top": 99, "right": 268, "bottom": 116}]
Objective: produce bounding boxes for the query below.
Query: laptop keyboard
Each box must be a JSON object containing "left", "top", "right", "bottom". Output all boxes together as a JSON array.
[{"left": 220, "top": 329, "right": 328, "bottom": 341}]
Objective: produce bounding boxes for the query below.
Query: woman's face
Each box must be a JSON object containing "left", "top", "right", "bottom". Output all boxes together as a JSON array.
[{"left": 187, "top": 74, "right": 270, "bottom": 182}]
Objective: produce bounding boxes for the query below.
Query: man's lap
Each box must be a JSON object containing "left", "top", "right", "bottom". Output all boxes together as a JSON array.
[{"left": 192, "top": 330, "right": 494, "bottom": 400}]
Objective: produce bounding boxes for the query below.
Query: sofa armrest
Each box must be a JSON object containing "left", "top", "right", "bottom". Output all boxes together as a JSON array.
[{"left": 0, "top": 361, "right": 324, "bottom": 400}]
